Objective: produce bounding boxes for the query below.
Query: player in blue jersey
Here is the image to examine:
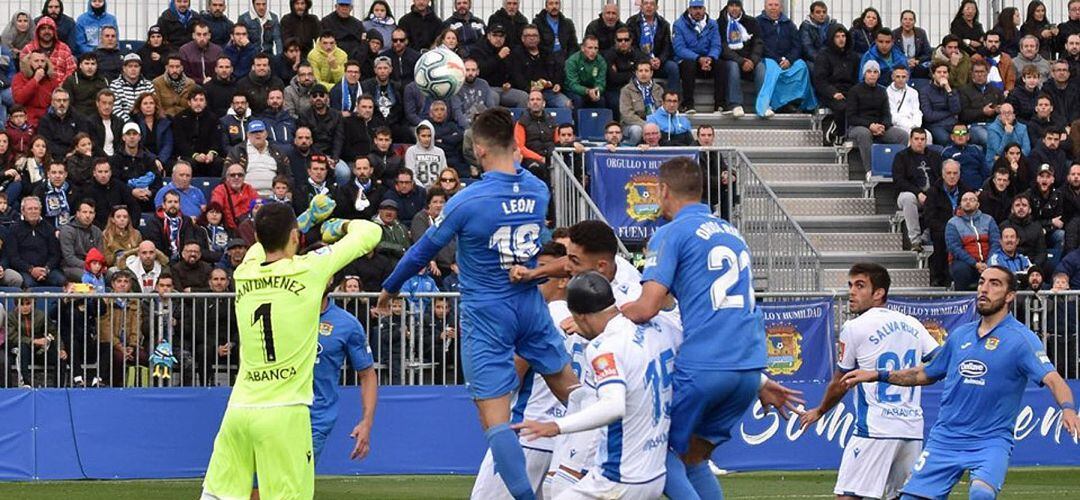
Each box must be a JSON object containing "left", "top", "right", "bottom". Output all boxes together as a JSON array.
[
  {"left": 843, "top": 266, "right": 1080, "bottom": 500},
  {"left": 375, "top": 107, "right": 579, "bottom": 500},
  {"left": 622, "top": 156, "right": 798, "bottom": 500}
]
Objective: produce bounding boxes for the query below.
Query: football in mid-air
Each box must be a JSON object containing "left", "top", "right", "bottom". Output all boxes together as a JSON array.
[{"left": 414, "top": 48, "right": 466, "bottom": 99}]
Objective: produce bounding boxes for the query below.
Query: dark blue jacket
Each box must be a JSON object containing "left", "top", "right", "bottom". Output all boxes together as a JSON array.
[
  {"left": 756, "top": 11, "right": 801, "bottom": 63},
  {"left": 5, "top": 219, "right": 62, "bottom": 272},
  {"left": 919, "top": 83, "right": 960, "bottom": 130},
  {"left": 942, "top": 144, "right": 988, "bottom": 190},
  {"left": 672, "top": 11, "right": 720, "bottom": 62},
  {"left": 1056, "top": 248, "right": 1080, "bottom": 290},
  {"left": 257, "top": 108, "right": 296, "bottom": 146},
  {"left": 133, "top": 116, "right": 174, "bottom": 166},
  {"left": 223, "top": 42, "right": 258, "bottom": 80}
]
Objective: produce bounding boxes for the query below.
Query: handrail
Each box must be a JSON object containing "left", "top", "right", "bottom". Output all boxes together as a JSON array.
[{"left": 549, "top": 151, "right": 631, "bottom": 256}]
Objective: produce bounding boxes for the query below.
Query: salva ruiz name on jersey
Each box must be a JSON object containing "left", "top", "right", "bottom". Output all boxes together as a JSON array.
[{"left": 234, "top": 275, "right": 308, "bottom": 301}]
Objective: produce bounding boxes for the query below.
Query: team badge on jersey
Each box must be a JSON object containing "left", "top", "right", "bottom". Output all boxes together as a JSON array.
[
  {"left": 766, "top": 325, "right": 803, "bottom": 376},
  {"left": 592, "top": 353, "right": 619, "bottom": 382},
  {"left": 985, "top": 337, "right": 999, "bottom": 351},
  {"left": 318, "top": 322, "right": 333, "bottom": 336},
  {"left": 625, "top": 174, "right": 661, "bottom": 222}
]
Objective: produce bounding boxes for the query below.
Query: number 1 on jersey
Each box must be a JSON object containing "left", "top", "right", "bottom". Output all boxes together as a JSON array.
[{"left": 253, "top": 303, "right": 276, "bottom": 363}]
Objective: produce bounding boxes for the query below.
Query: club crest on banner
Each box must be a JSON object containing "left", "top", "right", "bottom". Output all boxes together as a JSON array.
[
  {"left": 923, "top": 319, "right": 949, "bottom": 345},
  {"left": 766, "top": 324, "right": 803, "bottom": 376},
  {"left": 624, "top": 174, "right": 661, "bottom": 222}
]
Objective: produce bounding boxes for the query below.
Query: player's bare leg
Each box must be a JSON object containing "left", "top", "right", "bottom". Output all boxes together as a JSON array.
[
  {"left": 540, "top": 364, "right": 581, "bottom": 404},
  {"left": 475, "top": 394, "right": 514, "bottom": 430}
]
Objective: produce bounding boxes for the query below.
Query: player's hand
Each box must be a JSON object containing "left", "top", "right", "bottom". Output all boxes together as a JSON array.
[
  {"left": 1062, "top": 409, "right": 1080, "bottom": 443},
  {"left": 758, "top": 380, "right": 805, "bottom": 419},
  {"left": 320, "top": 218, "right": 349, "bottom": 243},
  {"left": 841, "top": 369, "right": 878, "bottom": 388},
  {"left": 559, "top": 316, "right": 581, "bottom": 335},
  {"left": 349, "top": 420, "right": 372, "bottom": 460},
  {"left": 511, "top": 420, "right": 560, "bottom": 441},
  {"left": 799, "top": 407, "right": 823, "bottom": 430},
  {"left": 509, "top": 265, "right": 533, "bottom": 283},
  {"left": 298, "top": 194, "right": 338, "bottom": 233},
  {"left": 373, "top": 290, "right": 395, "bottom": 317}
]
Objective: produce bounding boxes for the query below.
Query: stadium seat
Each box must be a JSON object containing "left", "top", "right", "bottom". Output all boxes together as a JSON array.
[
  {"left": 119, "top": 40, "right": 143, "bottom": 54},
  {"left": 192, "top": 177, "right": 219, "bottom": 201},
  {"left": 577, "top": 108, "right": 612, "bottom": 141},
  {"left": 508, "top": 107, "right": 525, "bottom": 122},
  {"left": 870, "top": 144, "right": 905, "bottom": 180},
  {"left": 546, "top": 108, "right": 573, "bottom": 126},
  {"left": 928, "top": 144, "right": 945, "bottom": 156}
]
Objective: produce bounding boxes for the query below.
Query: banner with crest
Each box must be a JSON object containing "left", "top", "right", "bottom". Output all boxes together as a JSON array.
[
  {"left": 586, "top": 149, "right": 698, "bottom": 243},
  {"left": 885, "top": 296, "right": 978, "bottom": 346},
  {"left": 760, "top": 298, "right": 835, "bottom": 383}
]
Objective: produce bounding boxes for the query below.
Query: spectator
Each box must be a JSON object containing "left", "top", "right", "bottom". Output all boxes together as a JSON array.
[
  {"left": 454, "top": 58, "right": 497, "bottom": 123},
  {"left": 847, "top": 61, "right": 908, "bottom": 171},
  {"left": 443, "top": 0, "right": 485, "bottom": 54},
  {"left": 236, "top": 53, "right": 283, "bottom": 115},
  {"left": 994, "top": 142, "right": 1033, "bottom": 193},
  {"left": 859, "top": 26, "right": 906, "bottom": 83},
  {"left": 38, "top": 87, "right": 84, "bottom": 160},
  {"left": 647, "top": 91, "right": 692, "bottom": 146},
  {"left": 985, "top": 103, "right": 1031, "bottom": 169},
  {"left": 172, "top": 89, "right": 223, "bottom": 177},
  {"left": 13, "top": 50, "right": 59, "bottom": 126},
  {"left": 83, "top": 89, "right": 122, "bottom": 158},
  {"left": 921, "top": 62, "right": 962, "bottom": 145},
  {"left": 297, "top": 85, "right": 343, "bottom": 166},
  {"left": 602, "top": 27, "right": 646, "bottom": 116},
  {"left": 58, "top": 197, "right": 103, "bottom": 281},
  {"left": 1024, "top": 164, "right": 1064, "bottom": 265},
  {"left": 405, "top": 120, "right": 447, "bottom": 185},
  {"left": 6, "top": 196, "right": 65, "bottom": 287},
  {"left": 108, "top": 53, "right": 154, "bottom": 122},
  {"left": 848, "top": 7, "right": 880, "bottom": 58},
  {"left": 368, "top": 127, "right": 404, "bottom": 185},
  {"left": 411, "top": 186, "right": 454, "bottom": 276},
  {"left": 383, "top": 168, "right": 426, "bottom": 223},
  {"left": 142, "top": 189, "right": 200, "bottom": 262},
  {"left": 110, "top": 123, "right": 160, "bottom": 209},
  {"left": 893, "top": 128, "right": 941, "bottom": 251},
  {"left": 886, "top": 66, "right": 922, "bottom": 136},
  {"left": 892, "top": 10, "right": 932, "bottom": 78},
  {"left": 813, "top": 25, "right": 858, "bottom": 136},
  {"left": 225, "top": 119, "right": 289, "bottom": 196},
  {"left": 93, "top": 269, "right": 142, "bottom": 384},
  {"left": 120, "top": 240, "right": 166, "bottom": 292},
  {"left": 487, "top": 0, "right": 527, "bottom": 50},
  {"left": 75, "top": 158, "right": 141, "bottom": 228},
  {"left": 30, "top": 161, "right": 71, "bottom": 228},
  {"left": 977, "top": 31, "right": 1016, "bottom": 93},
  {"left": 63, "top": 133, "right": 96, "bottom": 189},
  {"left": 258, "top": 88, "right": 294, "bottom": 147},
  {"left": 204, "top": 57, "right": 236, "bottom": 117},
  {"left": 178, "top": 22, "right": 223, "bottom": 85},
  {"left": 428, "top": 101, "right": 465, "bottom": 175},
  {"left": 152, "top": 55, "right": 196, "bottom": 118},
  {"left": 946, "top": 190, "right": 1000, "bottom": 290},
  {"left": 515, "top": 90, "right": 556, "bottom": 168},
  {"left": 717, "top": 1, "right": 762, "bottom": 117},
  {"left": 158, "top": 0, "right": 203, "bottom": 49},
  {"left": 361, "top": 57, "right": 411, "bottom": 143},
  {"left": 320, "top": 0, "right": 365, "bottom": 60},
  {"left": 209, "top": 163, "right": 257, "bottom": 230},
  {"left": 942, "top": 123, "right": 988, "bottom": 190},
  {"left": 798, "top": 1, "right": 835, "bottom": 66},
  {"left": 925, "top": 160, "right": 969, "bottom": 286},
  {"left": 563, "top": 35, "right": 606, "bottom": 110},
  {"left": 7, "top": 296, "right": 67, "bottom": 386},
  {"left": 585, "top": 2, "right": 623, "bottom": 52},
  {"left": 1029, "top": 127, "right": 1069, "bottom": 186},
  {"left": 155, "top": 161, "right": 206, "bottom": 218},
  {"left": 201, "top": 0, "right": 232, "bottom": 47},
  {"left": 384, "top": 30, "right": 424, "bottom": 87},
  {"left": 398, "top": 0, "right": 442, "bottom": 53},
  {"left": 1058, "top": 1, "right": 1080, "bottom": 57},
  {"left": 1043, "top": 60, "right": 1079, "bottom": 127},
  {"left": 16, "top": 136, "right": 51, "bottom": 190},
  {"left": 81, "top": 246, "right": 106, "bottom": 290},
  {"left": 1066, "top": 33, "right": 1080, "bottom": 77},
  {"left": 1006, "top": 65, "right": 1044, "bottom": 123},
  {"left": 20, "top": 17, "right": 75, "bottom": 85},
  {"left": 130, "top": 92, "right": 174, "bottom": 167},
  {"left": 101, "top": 204, "right": 141, "bottom": 268},
  {"left": 285, "top": 125, "right": 317, "bottom": 182},
  {"left": 619, "top": 61, "right": 664, "bottom": 145},
  {"left": 471, "top": 25, "right": 528, "bottom": 109},
  {"left": 223, "top": 23, "right": 257, "bottom": 80},
  {"left": 281, "top": 0, "right": 320, "bottom": 55},
  {"left": 1002, "top": 193, "right": 1048, "bottom": 273},
  {"left": 991, "top": 7, "right": 1022, "bottom": 57},
  {"left": 290, "top": 153, "right": 336, "bottom": 225},
  {"left": 238, "top": 0, "right": 283, "bottom": 57},
  {"left": 673, "top": 0, "right": 722, "bottom": 114},
  {"left": 1022, "top": 1, "right": 1056, "bottom": 60},
  {"left": 61, "top": 53, "right": 108, "bottom": 118},
  {"left": 283, "top": 61, "right": 316, "bottom": 118},
  {"left": 532, "top": 0, "right": 577, "bottom": 59},
  {"left": 950, "top": 0, "right": 984, "bottom": 55},
  {"left": 931, "top": 35, "right": 972, "bottom": 89},
  {"left": 435, "top": 167, "right": 463, "bottom": 197},
  {"left": 1057, "top": 253, "right": 1080, "bottom": 291},
  {"left": 957, "top": 60, "right": 1003, "bottom": 147},
  {"left": 627, "top": 0, "right": 678, "bottom": 93},
  {"left": 335, "top": 157, "right": 384, "bottom": 221},
  {"left": 329, "top": 59, "right": 362, "bottom": 115},
  {"left": 6, "top": 107, "right": 36, "bottom": 156},
  {"left": 195, "top": 202, "right": 230, "bottom": 263},
  {"left": 170, "top": 240, "right": 211, "bottom": 292},
  {"left": 217, "top": 237, "right": 247, "bottom": 274},
  {"left": 638, "top": 122, "right": 662, "bottom": 149},
  {"left": 979, "top": 168, "right": 1014, "bottom": 224},
  {"left": 1028, "top": 96, "right": 1059, "bottom": 148},
  {"left": 1013, "top": 35, "right": 1050, "bottom": 83},
  {"left": 510, "top": 24, "right": 571, "bottom": 108},
  {"left": 988, "top": 227, "right": 1033, "bottom": 280},
  {"left": 91, "top": 25, "right": 121, "bottom": 80},
  {"left": 1061, "top": 164, "right": 1080, "bottom": 252},
  {"left": 220, "top": 92, "right": 252, "bottom": 149},
  {"left": 308, "top": 31, "right": 348, "bottom": 91},
  {"left": 2, "top": 11, "right": 34, "bottom": 53},
  {"left": 373, "top": 199, "right": 410, "bottom": 264}
]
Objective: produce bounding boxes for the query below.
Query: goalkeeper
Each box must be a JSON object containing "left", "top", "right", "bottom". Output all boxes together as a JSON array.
[{"left": 201, "top": 194, "right": 381, "bottom": 500}]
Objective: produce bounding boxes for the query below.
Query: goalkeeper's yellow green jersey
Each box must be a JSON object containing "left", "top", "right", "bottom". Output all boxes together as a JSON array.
[{"left": 228, "top": 221, "right": 382, "bottom": 408}]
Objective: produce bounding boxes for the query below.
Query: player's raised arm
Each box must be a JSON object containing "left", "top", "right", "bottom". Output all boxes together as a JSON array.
[
  {"left": 317, "top": 218, "right": 384, "bottom": 273},
  {"left": 1041, "top": 371, "right": 1080, "bottom": 440},
  {"left": 508, "top": 255, "right": 570, "bottom": 284}
]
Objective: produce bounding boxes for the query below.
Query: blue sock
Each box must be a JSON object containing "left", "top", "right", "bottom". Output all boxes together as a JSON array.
[
  {"left": 663, "top": 449, "right": 700, "bottom": 500},
  {"left": 687, "top": 461, "right": 723, "bottom": 500},
  {"left": 969, "top": 482, "right": 997, "bottom": 500},
  {"left": 485, "top": 423, "right": 535, "bottom": 500}
]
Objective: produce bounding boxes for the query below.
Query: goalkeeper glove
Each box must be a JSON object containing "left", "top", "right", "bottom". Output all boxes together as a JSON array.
[
  {"left": 321, "top": 218, "right": 349, "bottom": 243},
  {"left": 297, "top": 194, "right": 337, "bottom": 233}
]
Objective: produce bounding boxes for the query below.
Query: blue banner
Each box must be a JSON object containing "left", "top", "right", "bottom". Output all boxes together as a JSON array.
[
  {"left": 761, "top": 299, "right": 835, "bottom": 383},
  {"left": 586, "top": 149, "right": 697, "bottom": 242},
  {"left": 886, "top": 296, "right": 978, "bottom": 345}
]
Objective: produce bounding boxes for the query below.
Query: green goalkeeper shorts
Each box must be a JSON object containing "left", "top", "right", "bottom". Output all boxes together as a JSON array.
[{"left": 201, "top": 404, "right": 314, "bottom": 500}]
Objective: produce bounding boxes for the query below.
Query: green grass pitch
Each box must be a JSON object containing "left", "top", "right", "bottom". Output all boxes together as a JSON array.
[{"left": 0, "top": 468, "right": 1077, "bottom": 499}]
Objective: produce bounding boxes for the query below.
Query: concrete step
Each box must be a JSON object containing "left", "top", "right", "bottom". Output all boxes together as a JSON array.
[
  {"left": 794, "top": 215, "right": 894, "bottom": 233},
  {"left": 710, "top": 129, "right": 821, "bottom": 148},
  {"left": 742, "top": 147, "right": 842, "bottom": 164},
  {"left": 819, "top": 251, "right": 920, "bottom": 269},
  {"left": 779, "top": 197, "right": 875, "bottom": 217},
  {"left": 769, "top": 181, "right": 865, "bottom": 199},
  {"left": 754, "top": 163, "right": 849, "bottom": 183},
  {"left": 823, "top": 268, "right": 931, "bottom": 289},
  {"left": 689, "top": 112, "right": 817, "bottom": 130},
  {"left": 807, "top": 232, "right": 904, "bottom": 253}
]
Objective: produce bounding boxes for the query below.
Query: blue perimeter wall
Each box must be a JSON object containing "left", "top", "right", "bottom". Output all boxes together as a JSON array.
[{"left": 1, "top": 381, "right": 1078, "bottom": 481}]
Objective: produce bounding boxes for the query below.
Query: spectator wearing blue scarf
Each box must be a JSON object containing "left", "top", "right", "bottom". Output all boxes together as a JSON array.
[{"left": 673, "top": 0, "right": 722, "bottom": 113}]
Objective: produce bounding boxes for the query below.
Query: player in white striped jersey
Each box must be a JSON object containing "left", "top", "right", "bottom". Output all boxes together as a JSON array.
[
  {"left": 516, "top": 272, "right": 682, "bottom": 500},
  {"left": 800, "top": 263, "right": 941, "bottom": 500}
]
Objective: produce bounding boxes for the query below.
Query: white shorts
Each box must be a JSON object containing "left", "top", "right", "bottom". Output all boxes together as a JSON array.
[
  {"left": 554, "top": 470, "right": 664, "bottom": 500},
  {"left": 471, "top": 446, "right": 553, "bottom": 500},
  {"left": 835, "top": 436, "right": 922, "bottom": 499},
  {"left": 544, "top": 429, "right": 600, "bottom": 499}
]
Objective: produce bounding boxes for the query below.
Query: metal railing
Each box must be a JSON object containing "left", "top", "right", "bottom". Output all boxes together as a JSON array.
[{"left": 550, "top": 150, "right": 630, "bottom": 256}]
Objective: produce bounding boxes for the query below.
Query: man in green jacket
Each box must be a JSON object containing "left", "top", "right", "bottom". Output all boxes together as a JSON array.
[
  {"left": 373, "top": 199, "right": 411, "bottom": 267},
  {"left": 564, "top": 35, "right": 607, "bottom": 109}
]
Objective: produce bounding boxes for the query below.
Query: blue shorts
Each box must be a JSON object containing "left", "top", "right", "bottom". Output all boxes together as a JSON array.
[
  {"left": 459, "top": 292, "right": 570, "bottom": 399},
  {"left": 669, "top": 368, "right": 760, "bottom": 455},
  {"left": 902, "top": 439, "right": 1012, "bottom": 499}
]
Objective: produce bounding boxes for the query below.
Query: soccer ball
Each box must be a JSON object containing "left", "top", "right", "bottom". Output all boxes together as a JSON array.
[{"left": 414, "top": 48, "right": 466, "bottom": 99}]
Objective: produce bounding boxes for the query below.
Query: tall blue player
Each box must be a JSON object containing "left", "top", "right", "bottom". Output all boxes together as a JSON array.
[
  {"left": 843, "top": 266, "right": 1080, "bottom": 500},
  {"left": 375, "top": 108, "right": 580, "bottom": 500},
  {"left": 622, "top": 157, "right": 794, "bottom": 500}
]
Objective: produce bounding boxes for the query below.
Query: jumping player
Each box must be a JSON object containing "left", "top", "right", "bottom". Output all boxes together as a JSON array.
[
  {"left": 844, "top": 266, "right": 1080, "bottom": 499},
  {"left": 799, "top": 263, "right": 940, "bottom": 500},
  {"left": 376, "top": 107, "right": 580, "bottom": 500}
]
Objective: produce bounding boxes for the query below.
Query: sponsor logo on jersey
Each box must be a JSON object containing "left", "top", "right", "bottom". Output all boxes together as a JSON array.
[
  {"left": 837, "top": 341, "right": 846, "bottom": 360},
  {"left": 922, "top": 319, "right": 948, "bottom": 345},
  {"left": 318, "top": 321, "right": 333, "bottom": 336},
  {"left": 766, "top": 324, "right": 803, "bottom": 375},
  {"left": 624, "top": 174, "right": 661, "bottom": 222},
  {"left": 961, "top": 342, "right": 973, "bottom": 349},
  {"left": 959, "top": 359, "right": 988, "bottom": 385},
  {"left": 592, "top": 352, "right": 619, "bottom": 382},
  {"left": 985, "top": 337, "right": 999, "bottom": 351},
  {"left": 1037, "top": 351, "right": 1051, "bottom": 364},
  {"left": 244, "top": 366, "right": 298, "bottom": 382}
]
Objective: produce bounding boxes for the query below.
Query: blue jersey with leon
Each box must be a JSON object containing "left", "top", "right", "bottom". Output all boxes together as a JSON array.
[
  {"left": 425, "top": 166, "right": 549, "bottom": 301},
  {"left": 922, "top": 314, "right": 1054, "bottom": 448},
  {"left": 311, "top": 303, "right": 375, "bottom": 435},
  {"left": 642, "top": 204, "right": 766, "bottom": 371}
]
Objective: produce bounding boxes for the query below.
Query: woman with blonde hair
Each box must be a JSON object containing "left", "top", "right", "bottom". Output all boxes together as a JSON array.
[
  {"left": 434, "top": 166, "right": 462, "bottom": 196},
  {"left": 102, "top": 205, "right": 143, "bottom": 268}
]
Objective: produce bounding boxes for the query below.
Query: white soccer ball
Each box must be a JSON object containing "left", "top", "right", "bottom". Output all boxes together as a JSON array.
[{"left": 414, "top": 48, "right": 466, "bottom": 99}]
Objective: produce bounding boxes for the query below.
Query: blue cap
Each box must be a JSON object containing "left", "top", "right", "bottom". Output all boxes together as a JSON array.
[
  {"left": 248, "top": 120, "right": 267, "bottom": 133},
  {"left": 689, "top": 0, "right": 705, "bottom": 7},
  {"left": 336, "top": 0, "right": 352, "bottom": 4}
]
